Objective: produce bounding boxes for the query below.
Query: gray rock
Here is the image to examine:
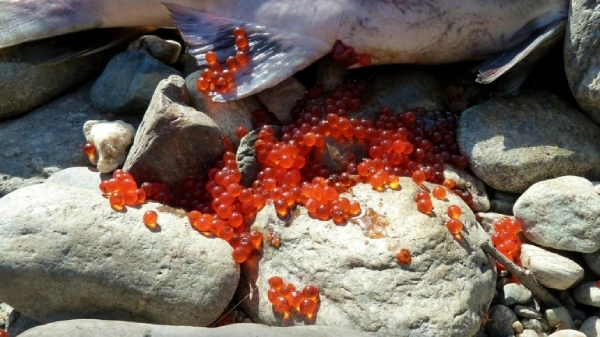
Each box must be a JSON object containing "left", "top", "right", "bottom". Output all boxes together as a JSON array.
[
  {"left": 573, "top": 282, "right": 600, "bottom": 308},
  {"left": 127, "top": 35, "right": 182, "bottom": 65},
  {"left": 579, "top": 316, "right": 600, "bottom": 337},
  {"left": 443, "top": 164, "right": 490, "bottom": 212},
  {"left": 547, "top": 330, "right": 585, "bottom": 337},
  {"left": 0, "top": 38, "right": 111, "bottom": 120},
  {"left": 564, "top": 0, "right": 600, "bottom": 125},
  {"left": 235, "top": 126, "right": 281, "bottom": 187},
  {"left": 501, "top": 284, "right": 533, "bottom": 306},
  {"left": 521, "top": 319, "right": 543, "bottom": 333},
  {"left": 45, "top": 167, "right": 109, "bottom": 191},
  {"left": 6, "top": 309, "right": 39, "bottom": 337},
  {"left": 0, "top": 183, "right": 238, "bottom": 326},
  {"left": 514, "top": 176, "right": 600, "bottom": 253},
  {"left": 0, "top": 82, "right": 139, "bottom": 198},
  {"left": 545, "top": 307, "right": 575, "bottom": 329},
  {"left": 315, "top": 57, "right": 348, "bottom": 92},
  {"left": 519, "top": 244, "right": 584, "bottom": 290},
  {"left": 123, "top": 75, "right": 224, "bottom": 191},
  {"left": 514, "top": 305, "right": 543, "bottom": 319},
  {"left": 238, "top": 180, "right": 495, "bottom": 337},
  {"left": 489, "top": 191, "right": 521, "bottom": 216},
  {"left": 256, "top": 77, "right": 306, "bottom": 125},
  {"left": 186, "top": 71, "right": 258, "bottom": 148},
  {"left": 517, "top": 330, "right": 538, "bottom": 337},
  {"left": 486, "top": 305, "right": 518, "bottom": 337},
  {"left": 91, "top": 51, "right": 180, "bottom": 116},
  {"left": 583, "top": 250, "right": 600, "bottom": 277},
  {"left": 457, "top": 91, "right": 600, "bottom": 193},
  {"left": 19, "top": 320, "right": 374, "bottom": 337}
]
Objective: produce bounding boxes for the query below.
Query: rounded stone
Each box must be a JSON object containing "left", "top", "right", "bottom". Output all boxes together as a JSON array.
[
  {"left": 519, "top": 244, "right": 584, "bottom": 290},
  {"left": 501, "top": 283, "right": 533, "bottom": 306},
  {"left": 486, "top": 305, "right": 518, "bottom": 337},
  {"left": 573, "top": 282, "right": 600, "bottom": 308},
  {"left": 579, "top": 316, "right": 600, "bottom": 337}
]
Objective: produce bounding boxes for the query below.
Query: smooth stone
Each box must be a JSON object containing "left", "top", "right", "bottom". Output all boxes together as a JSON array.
[
  {"left": 123, "top": 75, "right": 224, "bottom": 191},
  {"left": 545, "top": 307, "right": 575, "bottom": 329},
  {"left": 514, "top": 305, "right": 543, "bottom": 319},
  {"left": 0, "top": 82, "right": 140, "bottom": 198},
  {"left": 547, "top": 330, "right": 585, "bottom": 337},
  {"left": 239, "top": 180, "right": 495, "bottom": 337},
  {"left": 583, "top": 250, "right": 600, "bottom": 277},
  {"left": 0, "top": 37, "right": 111, "bottom": 120},
  {"left": 91, "top": 51, "right": 180, "bottom": 116},
  {"left": 486, "top": 305, "right": 518, "bottom": 337},
  {"left": 127, "top": 35, "right": 182, "bottom": 65},
  {"left": 315, "top": 57, "right": 348, "bottom": 92},
  {"left": 443, "top": 164, "right": 490, "bottom": 212},
  {"left": 564, "top": 0, "right": 600, "bottom": 125},
  {"left": 513, "top": 321, "right": 524, "bottom": 333},
  {"left": 256, "top": 77, "right": 306, "bottom": 125},
  {"left": 573, "top": 282, "right": 600, "bottom": 308},
  {"left": 457, "top": 91, "right": 600, "bottom": 193},
  {"left": 185, "top": 71, "right": 258, "bottom": 148},
  {"left": 521, "top": 319, "right": 543, "bottom": 333},
  {"left": 517, "top": 330, "right": 538, "bottom": 337},
  {"left": 19, "top": 320, "right": 374, "bottom": 337},
  {"left": 475, "top": 212, "right": 509, "bottom": 236},
  {"left": 501, "top": 283, "right": 533, "bottom": 306},
  {"left": 579, "top": 316, "right": 600, "bottom": 337},
  {"left": 519, "top": 244, "right": 584, "bottom": 290},
  {"left": 514, "top": 176, "right": 600, "bottom": 253},
  {"left": 0, "top": 183, "right": 238, "bottom": 326},
  {"left": 45, "top": 167, "right": 108, "bottom": 191}
]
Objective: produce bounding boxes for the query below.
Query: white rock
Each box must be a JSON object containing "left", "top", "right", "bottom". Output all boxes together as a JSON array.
[
  {"left": 513, "top": 320, "right": 524, "bottom": 333},
  {"left": 520, "top": 244, "right": 584, "bottom": 290},
  {"left": 83, "top": 120, "right": 135, "bottom": 173},
  {"left": 579, "top": 316, "right": 600, "bottom": 337},
  {"left": 517, "top": 330, "right": 538, "bottom": 337},
  {"left": 547, "top": 330, "right": 585, "bottom": 337}
]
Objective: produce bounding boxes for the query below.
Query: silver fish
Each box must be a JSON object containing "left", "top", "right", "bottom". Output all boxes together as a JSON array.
[{"left": 0, "top": 0, "right": 568, "bottom": 101}]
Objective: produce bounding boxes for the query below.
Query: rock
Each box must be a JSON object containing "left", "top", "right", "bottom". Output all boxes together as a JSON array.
[
  {"left": 521, "top": 319, "right": 543, "bottom": 333},
  {"left": 186, "top": 71, "right": 258, "bottom": 148},
  {"left": 579, "top": 316, "right": 600, "bottom": 337},
  {"left": 83, "top": 120, "right": 135, "bottom": 173},
  {"left": 489, "top": 191, "right": 521, "bottom": 216},
  {"left": 564, "top": 0, "right": 600, "bottom": 125},
  {"left": 547, "top": 330, "right": 585, "bottom": 337},
  {"left": 486, "top": 305, "right": 518, "bottom": 337},
  {"left": 238, "top": 180, "right": 495, "bottom": 337},
  {"left": 123, "top": 76, "right": 224, "bottom": 191},
  {"left": 514, "top": 305, "right": 543, "bottom": 319},
  {"left": 545, "top": 307, "right": 575, "bottom": 329},
  {"left": 0, "top": 38, "right": 111, "bottom": 120},
  {"left": 443, "top": 164, "right": 490, "bottom": 212},
  {"left": 6, "top": 309, "right": 39, "bottom": 337},
  {"left": 476, "top": 212, "right": 509, "bottom": 236},
  {"left": 0, "top": 183, "right": 238, "bottom": 326},
  {"left": 514, "top": 176, "right": 600, "bottom": 253},
  {"left": 457, "top": 91, "right": 600, "bottom": 193},
  {"left": 513, "top": 320, "right": 524, "bottom": 333},
  {"left": 313, "top": 137, "right": 369, "bottom": 174},
  {"left": 0, "top": 82, "right": 140, "bottom": 198},
  {"left": 517, "top": 330, "right": 538, "bottom": 337},
  {"left": 256, "top": 77, "right": 307, "bottom": 125},
  {"left": 573, "top": 282, "right": 600, "bottom": 308},
  {"left": 91, "top": 51, "right": 181, "bottom": 116},
  {"left": 127, "top": 35, "right": 181, "bottom": 64},
  {"left": 235, "top": 126, "right": 281, "bottom": 187},
  {"left": 501, "top": 284, "right": 533, "bottom": 306},
  {"left": 594, "top": 181, "right": 600, "bottom": 194},
  {"left": 45, "top": 167, "right": 109, "bottom": 191},
  {"left": 315, "top": 57, "right": 348, "bottom": 92},
  {"left": 583, "top": 250, "right": 600, "bottom": 277},
  {"left": 19, "top": 320, "right": 373, "bottom": 337},
  {"left": 519, "top": 244, "right": 584, "bottom": 290}
]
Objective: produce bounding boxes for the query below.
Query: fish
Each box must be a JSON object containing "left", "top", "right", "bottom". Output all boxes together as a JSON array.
[{"left": 0, "top": 0, "right": 568, "bottom": 102}]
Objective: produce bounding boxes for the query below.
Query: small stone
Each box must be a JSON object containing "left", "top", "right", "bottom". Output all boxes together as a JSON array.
[
  {"left": 486, "top": 305, "right": 518, "bottom": 337},
  {"left": 579, "top": 316, "right": 600, "bottom": 337},
  {"left": 547, "top": 330, "right": 585, "bottom": 337},
  {"left": 519, "top": 244, "right": 584, "bottom": 290},
  {"left": 573, "top": 282, "right": 600, "bottom": 308},
  {"left": 83, "top": 120, "right": 135, "bottom": 173},
  {"left": 545, "top": 307, "right": 575, "bottom": 329},
  {"left": 443, "top": 164, "right": 490, "bottom": 212},
  {"left": 127, "top": 35, "right": 182, "bottom": 64},
  {"left": 514, "top": 305, "right": 543, "bottom": 319},
  {"left": 501, "top": 283, "right": 533, "bottom": 306},
  {"left": 513, "top": 320, "right": 524, "bottom": 333},
  {"left": 517, "top": 330, "right": 538, "bottom": 337},
  {"left": 236, "top": 126, "right": 281, "bottom": 187},
  {"left": 256, "top": 77, "right": 306, "bottom": 125},
  {"left": 521, "top": 318, "right": 543, "bottom": 333}
]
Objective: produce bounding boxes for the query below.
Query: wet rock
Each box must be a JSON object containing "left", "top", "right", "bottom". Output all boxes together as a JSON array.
[
  {"left": 514, "top": 305, "right": 543, "bottom": 319},
  {"left": 315, "top": 57, "right": 348, "bottom": 92},
  {"left": 519, "top": 244, "right": 584, "bottom": 290},
  {"left": 91, "top": 51, "right": 180, "bottom": 116},
  {"left": 123, "top": 75, "right": 224, "bottom": 191},
  {"left": 0, "top": 183, "right": 238, "bottom": 326},
  {"left": 256, "top": 77, "right": 306, "bottom": 125},
  {"left": 127, "top": 35, "right": 181, "bottom": 65},
  {"left": 443, "top": 164, "right": 490, "bottom": 212},
  {"left": 19, "top": 320, "right": 373, "bottom": 337},
  {"left": 457, "top": 91, "right": 600, "bottom": 193},
  {"left": 83, "top": 120, "right": 135, "bottom": 173},
  {"left": 501, "top": 284, "right": 532, "bottom": 306},
  {"left": 573, "top": 282, "right": 600, "bottom": 308},
  {"left": 545, "top": 307, "right": 575, "bottom": 329},
  {"left": 238, "top": 180, "right": 495, "bottom": 337},
  {"left": 564, "top": 0, "right": 600, "bottom": 125},
  {"left": 486, "top": 305, "right": 518, "bottom": 337},
  {"left": 579, "top": 316, "right": 600, "bottom": 337},
  {"left": 186, "top": 71, "right": 258, "bottom": 148},
  {"left": 514, "top": 176, "right": 600, "bottom": 253}
]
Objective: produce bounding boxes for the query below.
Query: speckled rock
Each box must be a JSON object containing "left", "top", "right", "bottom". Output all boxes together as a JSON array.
[
  {"left": 579, "top": 316, "right": 600, "bottom": 337},
  {"left": 520, "top": 244, "right": 584, "bottom": 290},
  {"left": 0, "top": 183, "right": 238, "bottom": 326},
  {"left": 573, "top": 282, "right": 600, "bottom": 308},
  {"left": 486, "top": 305, "right": 518, "bottom": 337},
  {"left": 443, "top": 164, "right": 489, "bottom": 212},
  {"left": 501, "top": 283, "right": 532, "bottom": 306},
  {"left": 564, "top": 0, "right": 600, "bottom": 125},
  {"left": 127, "top": 35, "right": 181, "bottom": 65},
  {"left": 457, "top": 91, "right": 600, "bottom": 193},
  {"left": 514, "top": 176, "right": 600, "bottom": 253},
  {"left": 238, "top": 179, "right": 495, "bottom": 337},
  {"left": 256, "top": 77, "right": 306, "bottom": 125}
]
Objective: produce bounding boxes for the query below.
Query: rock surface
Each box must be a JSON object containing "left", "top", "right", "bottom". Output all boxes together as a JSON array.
[
  {"left": 123, "top": 76, "right": 224, "bottom": 191},
  {"left": 256, "top": 77, "right": 306, "bottom": 125},
  {"left": 500, "top": 283, "right": 532, "bottom": 306},
  {"left": 519, "top": 244, "right": 584, "bottom": 290},
  {"left": 83, "top": 120, "right": 135, "bottom": 173},
  {"left": 443, "top": 164, "right": 489, "bottom": 212},
  {"left": 486, "top": 305, "right": 518, "bottom": 337},
  {"left": 238, "top": 180, "right": 495, "bottom": 337},
  {"left": 579, "top": 316, "right": 600, "bottom": 337},
  {"left": 45, "top": 167, "right": 107, "bottom": 191},
  {"left": 547, "top": 330, "right": 585, "bottom": 337},
  {"left": 545, "top": 307, "right": 574, "bottom": 329},
  {"left": 91, "top": 51, "right": 180, "bottom": 116},
  {"left": 564, "top": 0, "right": 600, "bottom": 125},
  {"left": 0, "top": 183, "right": 238, "bottom": 326},
  {"left": 514, "top": 176, "right": 600, "bottom": 253},
  {"left": 127, "top": 35, "right": 182, "bottom": 65},
  {"left": 583, "top": 250, "right": 600, "bottom": 277},
  {"left": 457, "top": 91, "right": 600, "bottom": 193},
  {"left": 573, "top": 282, "right": 600, "bottom": 308}
]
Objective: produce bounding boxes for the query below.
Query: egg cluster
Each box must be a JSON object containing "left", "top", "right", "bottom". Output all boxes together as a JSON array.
[
  {"left": 99, "top": 169, "right": 147, "bottom": 211},
  {"left": 491, "top": 217, "right": 523, "bottom": 269},
  {"left": 267, "top": 276, "right": 320, "bottom": 319}
]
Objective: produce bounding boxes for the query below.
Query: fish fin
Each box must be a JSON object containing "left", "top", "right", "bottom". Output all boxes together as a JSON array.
[
  {"left": 164, "top": 3, "right": 331, "bottom": 102},
  {"left": 475, "top": 19, "right": 566, "bottom": 85}
]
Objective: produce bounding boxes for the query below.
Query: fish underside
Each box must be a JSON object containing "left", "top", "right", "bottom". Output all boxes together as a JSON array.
[{"left": 0, "top": 0, "right": 568, "bottom": 101}]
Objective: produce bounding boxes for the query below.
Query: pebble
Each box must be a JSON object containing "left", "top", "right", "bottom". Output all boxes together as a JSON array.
[
  {"left": 521, "top": 318, "right": 543, "bottom": 333},
  {"left": 573, "top": 282, "right": 600, "bottom": 308},
  {"left": 83, "top": 120, "right": 135, "bottom": 173},
  {"left": 127, "top": 35, "right": 182, "bottom": 65},
  {"left": 547, "top": 330, "right": 586, "bottom": 337},
  {"left": 501, "top": 283, "right": 533, "bottom": 306},
  {"left": 579, "top": 316, "right": 600, "bottom": 337},
  {"left": 519, "top": 244, "right": 584, "bottom": 290},
  {"left": 545, "top": 307, "right": 575, "bottom": 329},
  {"left": 486, "top": 305, "right": 518, "bottom": 337},
  {"left": 235, "top": 126, "right": 281, "bottom": 187},
  {"left": 514, "top": 176, "right": 600, "bottom": 253},
  {"left": 517, "top": 330, "right": 538, "bottom": 337},
  {"left": 513, "top": 320, "right": 524, "bottom": 333},
  {"left": 256, "top": 76, "right": 306, "bottom": 125},
  {"left": 514, "top": 305, "right": 543, "bottom": 319},
  {"left": 443, "top": 164, "right": 490, "bottom": 212}
]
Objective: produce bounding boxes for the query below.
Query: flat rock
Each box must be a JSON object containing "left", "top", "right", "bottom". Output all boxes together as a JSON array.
[
  {"left": 0, "top": 83, "right": 139, "bottom": 198},
  {"left": 514, "top": 176, "right": 600, "bottom": 253},
  {"left": 256, "top": 77, "right": 306, "bottom": 125},
  {"left": 123, "top": 75, "right": 224, "bottom": 192},
  {"left": 238, "top": 179, "right": 495, "bottom": 337},
  {"left": 443, "top": 164, "right": 489, "bottom": 212},
  {"left": 564, "top": 0, "right": 600, "bottom": 125},
  {"left": 500, "top": 283, "right": 532, "bottom": 306},
  {"left": 573, "top": 282, "right": 600, "bottom": 308},
  {"left": 486, "top": 305, "right": 518, "bottom": 337},
  {"left": 519, "top": 244, "right": 584, "bottom": 290},
  {"left": 19, "top": 320, "right": 374, "bottom": 337},
  {"left": 579, "top": 316, "right": 600, "bottom": 337},
  {"left": 91, "top": 51, "right": 180, "bottom": 116},
  {"left": 457, "top": 90, "right": 600, "bottom": 193},
  {"left": 514, "top": 305, "right": 542, "bottom": 319},
  {"left": 0, "top": 183, "right": 238, "bottom": 326}
]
